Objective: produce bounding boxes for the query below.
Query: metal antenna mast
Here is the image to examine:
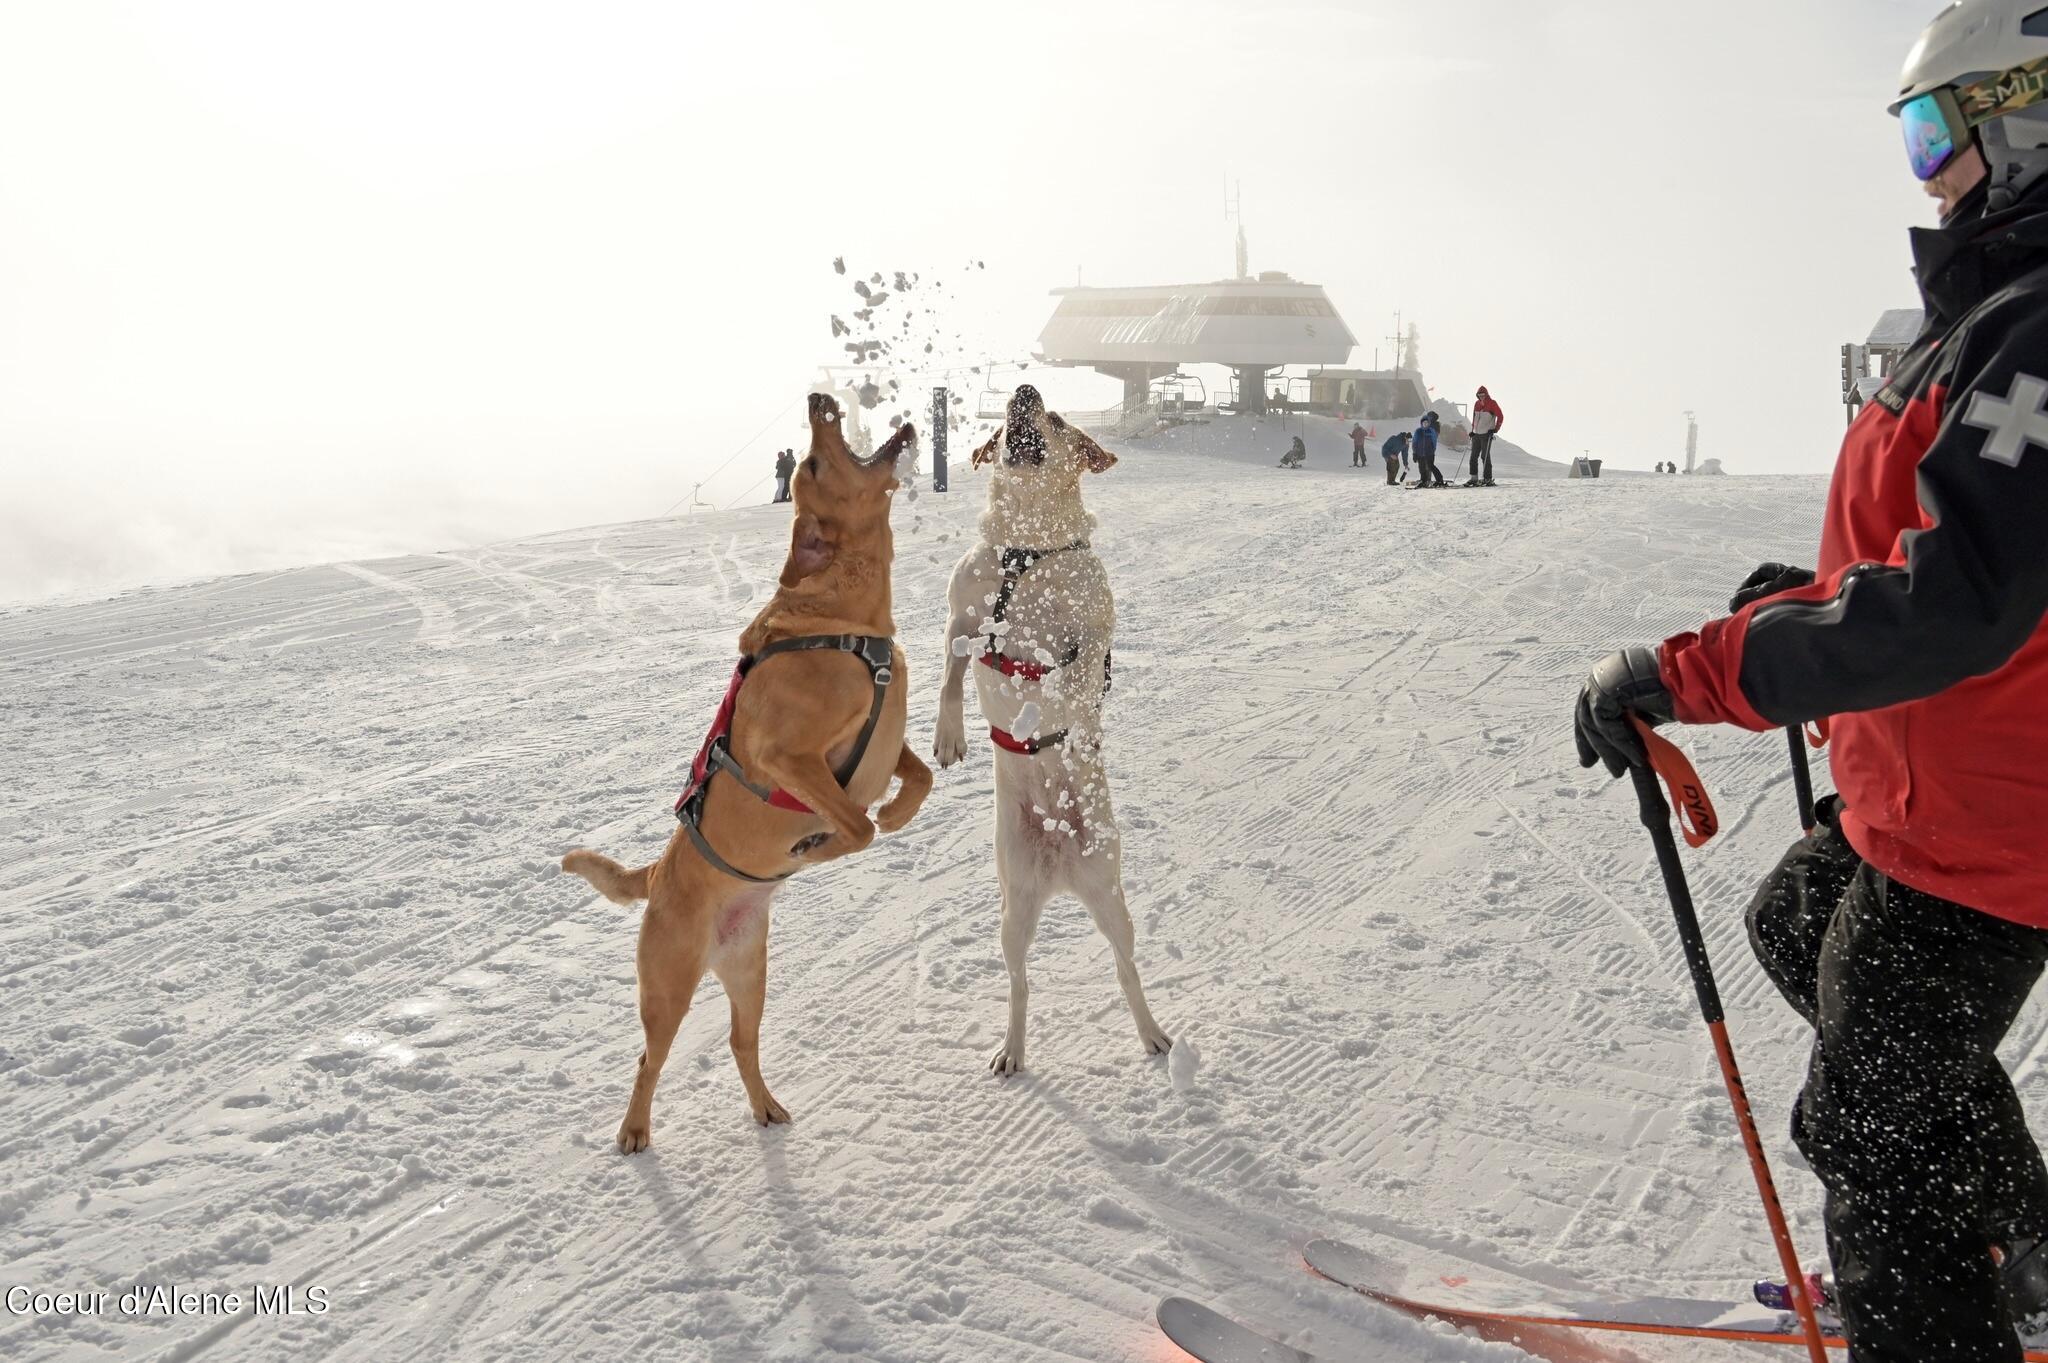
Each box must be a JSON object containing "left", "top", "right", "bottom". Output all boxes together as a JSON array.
[{"left": 1224, "top": 176, "right": 1246, "bottom": 279}]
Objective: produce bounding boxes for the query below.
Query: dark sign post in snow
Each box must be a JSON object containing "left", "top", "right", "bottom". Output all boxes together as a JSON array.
[{"left": 931, "top": 387, "right": 948, "bottom": 493}]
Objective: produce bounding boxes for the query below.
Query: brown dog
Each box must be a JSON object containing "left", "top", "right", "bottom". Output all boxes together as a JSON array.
[{"left": 562, "top": 393, "right": 932, "bottom": 1151}]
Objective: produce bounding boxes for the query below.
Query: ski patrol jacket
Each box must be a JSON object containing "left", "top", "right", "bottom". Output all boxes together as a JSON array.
[
  {"left": 1472, "top": 393, "right": 1504, "bottom": 435},
  {"left": 1658, "top": 186, "right": 2048, "bottom": 925}
]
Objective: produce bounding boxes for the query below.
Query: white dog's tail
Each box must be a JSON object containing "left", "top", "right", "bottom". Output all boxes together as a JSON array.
[{"left": 561, "top": 849, "right": 652, "bottom": 904}]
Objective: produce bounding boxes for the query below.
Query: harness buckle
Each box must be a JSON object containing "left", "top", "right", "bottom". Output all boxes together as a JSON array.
[
  {"left": 857, "top": 635, "right": 895, "bottom": 671},
  {"left": 873, "top": 665, "right": 894, "bottom": 688}
]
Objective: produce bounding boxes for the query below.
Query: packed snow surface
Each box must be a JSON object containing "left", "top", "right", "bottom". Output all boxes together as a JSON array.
[{"left": 9, "top": 450, "right": 2044, "bottom": 1361}]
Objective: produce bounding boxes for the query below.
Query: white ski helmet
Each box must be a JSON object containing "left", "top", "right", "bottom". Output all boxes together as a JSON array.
[{"left": 1894, "top": 0, "right": 2048, "bottom": 208}]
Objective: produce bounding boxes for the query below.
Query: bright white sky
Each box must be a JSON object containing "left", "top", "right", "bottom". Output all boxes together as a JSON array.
[{"left": 1, "top": 0, "right": 1945, "bottom": 604}]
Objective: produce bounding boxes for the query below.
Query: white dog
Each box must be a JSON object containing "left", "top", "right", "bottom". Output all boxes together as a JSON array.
[{"left": 933, "top": 385, "right": 1172, "bottom": 1076}]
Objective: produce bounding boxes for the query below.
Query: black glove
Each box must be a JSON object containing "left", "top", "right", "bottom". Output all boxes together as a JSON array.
[
  {"left": 1574, "top": 646, "right": 1677, "bottom": 777},
  {"left": 1729, "top": 562, "right": 1815, "bottom": 614}
]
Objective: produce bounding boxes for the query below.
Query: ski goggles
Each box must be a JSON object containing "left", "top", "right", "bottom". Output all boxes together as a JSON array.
[
  {"left": 1899, "top": 89, "right": 1964, "bottom": 181},
  {"left": 1900, "top": 54, "right": 2048, "bottom": 181}
]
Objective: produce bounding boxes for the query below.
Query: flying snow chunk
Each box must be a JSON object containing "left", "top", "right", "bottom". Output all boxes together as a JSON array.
[
  {"left": 1013, "top": 702, "right": 1041, "bottom": 738},
  {"left": 1170, "top": 1039, "right": 1200, "bottom": 1091}
]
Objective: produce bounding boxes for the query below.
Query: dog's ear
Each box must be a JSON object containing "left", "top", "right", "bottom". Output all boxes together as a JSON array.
[
  {"left": 971, "top": 425, "right": 1003, "bottom": 469},
  {"left": 780, "top": 513, "right": 835, "bottom": 588},
  {"left": 1076, "top": 431, "right": 1117, "bottom": 474}
]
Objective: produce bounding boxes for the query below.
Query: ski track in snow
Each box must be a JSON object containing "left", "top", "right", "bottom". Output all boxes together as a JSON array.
[{"left": 7, "top": 452, "right": 2044, "bottom": 1362}]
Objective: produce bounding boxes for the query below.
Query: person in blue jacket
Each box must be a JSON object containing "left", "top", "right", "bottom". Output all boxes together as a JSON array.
[
  {"left": 1380, "top": 430, "right": 1411, "bottom": 486},
  {"left": 1411, "top": 412, "right": 1445, "bottom": 488}
]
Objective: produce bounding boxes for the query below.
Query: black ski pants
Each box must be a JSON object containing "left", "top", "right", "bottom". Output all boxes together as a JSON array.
[
  {"left": 1416, "top": 452, "right": 1443, "bottom": 486},
  {"left": 1470, "top": 432, "right": 1495, "bottom": 482},
  {"left": 1353, "top": 444, "right": 1367, "bottom": 467},
  {"left": 1748, "top": 809, "right": 2048, "bottom": 1362}
]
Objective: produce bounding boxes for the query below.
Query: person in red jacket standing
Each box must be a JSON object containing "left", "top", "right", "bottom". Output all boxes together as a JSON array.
[
  {"left": 1574, "top": 4, "right": 2048, "bottom": 1358},
  {"left": 1468, "top": 386, "right": 1504, "bottom": 486}
]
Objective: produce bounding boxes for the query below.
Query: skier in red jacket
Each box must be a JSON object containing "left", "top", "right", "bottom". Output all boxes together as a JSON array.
[
  {"left": 1468, "top": 387, "right": 1504, "bottom": 486},
  {"left": 1574, "top": 3, "right": 2048, "bottom": 1357}
]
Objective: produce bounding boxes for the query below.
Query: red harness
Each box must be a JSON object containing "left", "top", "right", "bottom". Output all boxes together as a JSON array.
[
  {"left": 979, "top": 650, "right": 1055, "bottom": 682},
  {"left": 673, "top": 634, "right": 895, "bottom": 881},
  {"left": 678, "top": 661, "right": 818, "bottom": 814}
]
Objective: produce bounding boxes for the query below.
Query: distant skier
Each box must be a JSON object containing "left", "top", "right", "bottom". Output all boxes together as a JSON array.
[
  {"left": 772, "top": 448, "right": 796, "bottom": 503},
  {"left": 1381, "top": 430, "right": 1411, "bottom": 486},
  {"left": 1279, "top": 435, "right": 1307, "bottom": 469},
  {"left": 1467, "top": 386, "right": 1503, "bottom": 486},
  {"left": 1411, "top": 413, "right": 1445, "bottom": 487},
  {"left": 1350, "top": 423, "right": 1369, "bottom": 468},
  {"left": 1573, "top": 4, "right": 2048, "bottom": 1356}
]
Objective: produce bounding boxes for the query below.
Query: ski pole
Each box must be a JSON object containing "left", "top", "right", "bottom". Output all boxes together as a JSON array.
[
  {"left": 1627, "top": 720, "right": 1828, "bottom": 1363},
  {"left": 1786, "top": 726, "right": 1817, "bottom": 835}
]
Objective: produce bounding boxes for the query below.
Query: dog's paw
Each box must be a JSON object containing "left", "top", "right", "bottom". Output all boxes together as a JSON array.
[
  {"left": 617, "top": 1116, "right": 653, "bottom": 1154},
  {"left": 875, "top": 793, "right": 922, "bottom": 834},
  {"left": 989, "top": 1041, "right": 1025, "bottom": 1078},
  {"left": 802, "top": 823, "right": 874, "bottom": 864},
  {"left": 751, "top": 1093, "right": 790, "bottom": 1126},
  {"left": 933, "top": 711, "right": 968, "bottom": 769},
  {"left": 1138, "top": 1021, "right": 1174, "bottom": 1056}
]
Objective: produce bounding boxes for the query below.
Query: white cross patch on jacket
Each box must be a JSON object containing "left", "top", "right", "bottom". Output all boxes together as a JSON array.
[{"left": 1963, "top": 373, "right": 2048, "bottom": 467}]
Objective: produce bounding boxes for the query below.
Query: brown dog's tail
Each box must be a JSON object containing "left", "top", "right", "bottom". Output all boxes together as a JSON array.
[{"left": 561, "top": 849, "right": 652, "bottom": 905}]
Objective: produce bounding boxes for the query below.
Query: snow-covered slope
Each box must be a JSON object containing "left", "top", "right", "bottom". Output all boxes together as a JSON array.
[{"left": 9, "top": 457, "right": 2040, "bottom": 1362}]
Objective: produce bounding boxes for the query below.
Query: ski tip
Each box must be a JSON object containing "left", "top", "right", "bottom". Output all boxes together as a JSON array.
[
  {"left": 1155, "top": 1296, "right": 1320, "bottom": 1363},
  {"left": 1302, "top": 1236, "right": 1389, "bottom": 1288}
]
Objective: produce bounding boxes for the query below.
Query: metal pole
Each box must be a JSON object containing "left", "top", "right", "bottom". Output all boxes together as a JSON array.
[
  {"left": 931, "top": 386, "right": 948, "bottom": 493},
  {"left": 1627, "top": 755, "right": 1828, "bottom": 1362}
]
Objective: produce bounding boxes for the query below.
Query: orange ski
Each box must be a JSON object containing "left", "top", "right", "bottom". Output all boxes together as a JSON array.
[{"left": 1304, "top": 1237, "right": 2048, "bottom": 1361}]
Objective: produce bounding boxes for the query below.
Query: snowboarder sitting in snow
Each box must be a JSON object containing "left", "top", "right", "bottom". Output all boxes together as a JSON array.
[
  {"left": 1350, "top": 423, "right": 1369, "bottom": 468},
  {"left": 1575, "top": 5, "right": 2048, "bottom": 1352},
  {"left": 1381, "top": 430, "right": 1411, "bottom": 486},
  {"left": 1411, "top": 413, "right": 1445, "bottom": 487},
  {"left": 1279, "top": 436, "right": 1307, "bottom": 469}
]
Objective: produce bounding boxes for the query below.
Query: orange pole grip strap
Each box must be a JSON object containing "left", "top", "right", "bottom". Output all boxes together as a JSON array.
[{"left": 1632, "top": 719, "right": 1721, "bottom": 848}]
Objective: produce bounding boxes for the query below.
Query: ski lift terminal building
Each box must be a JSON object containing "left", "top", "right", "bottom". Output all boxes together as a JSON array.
[{"left": 1032, "top": 272, "right": 1369, "bottom": 415}]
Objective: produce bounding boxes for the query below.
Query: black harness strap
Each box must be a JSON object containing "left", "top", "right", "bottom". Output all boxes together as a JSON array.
[
  {"left": 679, "top": 633, "right": 895, "bottom": 883},
  {"left": 986, "top": 542, "right": 1088, "bottom": 665},
  {"left": 749, "top": 633, "right": 896, "bottom": 787}
]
